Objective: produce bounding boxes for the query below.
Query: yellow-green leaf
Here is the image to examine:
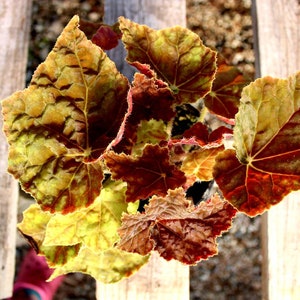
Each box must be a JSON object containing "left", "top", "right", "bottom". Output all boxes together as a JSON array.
[
  {"left": 50, "top": 247, "right": 149, "bottom": 283},
  {"left": 44, "top": 180, "right": 128, "bottom": 251},
  {"left": 119, "top": 17, "right": 217, "bottom": 104},
  {"left": 2, "top": 16, "right": 129, "bottom": 213},
  {"left": 132, "top": 119, "right": 170, "bottom": 156},
  {"left": 18, "top": 204, "right": 81, "bottom": 266},
  {"left": 18, "top": 184, "right": 146, "bottom": 282},
  {"left": 18, "top": 204, "right": 51, "bottom": 247}
]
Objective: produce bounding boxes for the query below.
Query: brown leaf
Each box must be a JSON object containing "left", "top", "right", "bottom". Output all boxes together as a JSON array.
[
  {"left": 105, "top": 144, "right": 186, "bottom": 202},
  {"left": 118, "top": 188, "right": 237, "bottom": 264},
  {"left": 204, "top": 56, "right": 250, "bottom": 119}
]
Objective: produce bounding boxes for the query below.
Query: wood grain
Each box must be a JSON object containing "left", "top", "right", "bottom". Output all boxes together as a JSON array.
[
  {"left": 254, "top": 0, "right": 300, "bottom": 299},
  {"left": 96, "top": 1, "right": 189, "bottom": 299},
  {"left": 0, "top": 0, "right": 32, "bottom": 298}
]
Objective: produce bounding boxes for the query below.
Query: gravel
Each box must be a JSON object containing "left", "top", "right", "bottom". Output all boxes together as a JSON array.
[{"left": 15, "top": 1, "right": 261, "bottom": 299}]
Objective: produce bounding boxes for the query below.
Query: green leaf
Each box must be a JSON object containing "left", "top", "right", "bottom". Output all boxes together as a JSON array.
[
  {"left": 119, "top": 17, "right": 217, "bottom": 104},
  {"left": 2, "top": 16, "right": 129, "bottom": 213},
  {"left": 18, "top": 181, "right": 145, "bottom": 282},
  {"left": 20, "top": 208, "right": 147, "bottom": 283},
  {"left": 50, "top": 247, "right": 149, "bottom": 283},
  {"left": 214, "top": 72, "right": 300, "bottom": 216}
]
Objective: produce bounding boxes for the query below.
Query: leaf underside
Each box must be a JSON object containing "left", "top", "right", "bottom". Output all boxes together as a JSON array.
[{"left": 204, "top": 55, "right": 250, "bottom": 119}]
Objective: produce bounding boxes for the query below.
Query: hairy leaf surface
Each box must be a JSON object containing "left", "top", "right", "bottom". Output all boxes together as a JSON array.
[
  {"left": 2, "top": 16, "right": 129, "bottom": 213},
  {"left": 105, "top": 144, "right": 186, "bottom": 202},
  {"left": 214, "top": 72, "right": 300, "bottom": 216},
  {"left": 118, "top": 188, "right": 237, "bottom": 264},
  {"left": 119, "top": 17, "right": 217, "bottom": 104}
]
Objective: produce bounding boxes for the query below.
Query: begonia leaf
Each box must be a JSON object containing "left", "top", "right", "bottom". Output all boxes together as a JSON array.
[
  {"left": 105, "top": 144, "right": 186, "bottom": 202},
  {"left": 181, "top": 146, "right": 225, "bottom": 181},
  {"left": 118, "top": 188, "right": 237, "bottom": 264},
  {"left": 132, "top": 119, "right": 170, "bottom": 156},
  {"left": 50, "top": 247, "right": 149, "bottom": 283},
  {"left": 213, "top": 72, "right": 300, "bottom": 216},
  {"left": 130, "top": 73, "right": 176, "bottom": 123},
  {"left": 44, "top": 180, "right": 128, "bottom": 251},
  {"left": 183, "top": 122, "right": 233, "bottom": 146},
  {"left": 18, "top": 204, "right": 81, "bottom": 266},
  {"left": 2, "top": 16, "right": 129, "bottom": 213},
  {"left": 91, "top": 23, "right": 122, "bottom": 50},
  {"left": 41, "top": 244, "right": 81, "bottom": 267},
  {"left": 119, "top": 16, "right": 217, "bottom": 104},
  {"left": 183, "top": 122, "right": 209, "bottom": 145},
  {"left": 170, "top": 123, "right": 230, "bottom": 182},
  {"left": 18, "top": 204, "right": 51, "bottom": 248},
  {"left": 113, "top": 73, "right": 175, "bottom": 154},
  {"left": 204, "top": 56, "right": 250, "bottom": 119},
  {"left": 18, "top": 202, "right": 149, "bottom": 283}
]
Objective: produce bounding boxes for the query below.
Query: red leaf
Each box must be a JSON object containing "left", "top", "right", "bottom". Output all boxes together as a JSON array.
[
  {"left": 213, "top": 73, "right": 300, "bottom": 216},
  {"left": 104, "top": 145, "right": 186, "bottom": 202},
  {"left": 130, "top": 73, "right": 176, "bottom": 123},
  {"left": 204, "top": 56, "right": 250, "bottom": 119},
  {"left": 78, "top": 19, "right": 103, "bottom": 39},
  {"left": 183, "top": 122, "right": 209, "bottom": 146},
  {"left": 118, "top": 189, "right": 237, "bottom": 264},
  {"left": 92, "top": 24, "right": 122, "bottom": 50},
  {"left": 209, "top": 126, "right": 233, "bottom": 144},
  {"left": 113, "top": 74, "right": 176, "bottom": 154},
  {"left": 214, "top": 148, "right": 300, "bottom": 217},
  {"left": 183, "top": 122, "right": 233, "bottom": 146}
]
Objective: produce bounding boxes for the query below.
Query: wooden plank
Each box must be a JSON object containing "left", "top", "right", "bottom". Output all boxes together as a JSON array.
[
  {"left": 0, "top": 0, "right": 32, "bottom": 298},
  {"left": 253, "top": 0, "right": 300, "bottom": 299},
  {"left": 96, "top": 1, "right": 189, "bottom": 299},
  {"left": 97, "top": 252, "right": 189, "bottom": 300},
  {"left": 104, "top": 0, "right": 186, "bottom": 79}
]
